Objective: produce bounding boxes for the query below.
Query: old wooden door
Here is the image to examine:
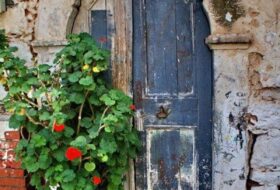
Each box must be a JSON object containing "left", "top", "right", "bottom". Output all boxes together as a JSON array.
[{"left": 133, "top": 0, "right": 212, "bottom": 189}]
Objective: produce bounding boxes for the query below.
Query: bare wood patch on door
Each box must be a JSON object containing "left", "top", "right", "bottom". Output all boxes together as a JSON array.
[{"left": 147, "top": 128, "right": 195, "bottom": 190}]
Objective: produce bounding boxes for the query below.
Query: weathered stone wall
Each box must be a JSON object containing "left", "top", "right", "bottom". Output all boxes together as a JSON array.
[
  {"left": 0, "top": 0, "right": 279, "bottom": 189},
  {"left": 204, "top": 0, "right": 280, "bottom": 189}
]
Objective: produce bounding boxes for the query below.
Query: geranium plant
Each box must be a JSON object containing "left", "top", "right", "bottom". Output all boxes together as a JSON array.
[{"left": 0, "top": 31, "right": 140, "bottom": 190}]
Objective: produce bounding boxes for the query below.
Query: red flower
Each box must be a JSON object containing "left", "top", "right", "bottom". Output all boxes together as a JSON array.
[
  {"left": 129, "top": 104, "right": 136, "bottom": 111},
  {"left": 98, "top": 36, "right": 107, "bottom": 43},
  {"left": 65, "top": 147, "right": 82, "bottom": 161},
  {"left": 53, "top": 122, "right": 65, "bottom": 132},
  {"left": 92, "top": 176, "right": 102, "bottom": 185}
]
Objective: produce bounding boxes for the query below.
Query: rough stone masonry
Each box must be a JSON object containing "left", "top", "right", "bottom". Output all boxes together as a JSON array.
[{"left": 0, "top": 0, "right": 280, "bottom": 189}]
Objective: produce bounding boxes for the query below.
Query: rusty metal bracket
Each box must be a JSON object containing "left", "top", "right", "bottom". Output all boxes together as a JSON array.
[{"left": 156, "top": 106, "right": 171, "bottom": 119}]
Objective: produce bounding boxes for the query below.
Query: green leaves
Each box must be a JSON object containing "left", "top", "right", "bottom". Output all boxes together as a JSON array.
[
  {"left": 79, "top": 76, "right": 93, "bottom": 86},
  {"left": 22, "top": 157, "right": 39, "bottom": 172},
  {"left": 69, "top": 92, "right": 85, "bottom": 104},
  {"left": 70, "top": 136, "right": 87, "bottom": 147},
  {"left": 53, "top": 149, "right": 66, "bottom": 162},
  {"left": 0, "top": 30, "right": 8, "bottom": 49},
  {"left": 39, "top": 111, "right": 51, "bottom": 121},
  {"left": 84, "top": 162, "right": 96, "bottom": 172},
  {"left": 0, "top": 32, "right": 140, "bottom": 190},
  {"left": 88, "top": 127, "right": 99, "bottom": 139},
  {"left": 100, "top": 94, "right": 115, "bottom": 106},
  {"left": 38, "top": 64, "right": 51, "bottom": 72},
  {"left": 39, "top": 153, "right": 52, "bottom": 169},
  {"left": 80, "top": 117, "right": 92, "bottom": 128},
  {"left": 9, "top": 114, "right": 22, "bottom": 129},
  {"left": 68, "top": 71, "right": 82, "bottom": 83},
  {"left": 30, "top": 134, "right": 47, "bottom": 147},
  {"left": 100, "top": 137, "right": 117, "bottom": 154},
  {"left": 60, "top": 169, "right": 76, "bottom": 182}
]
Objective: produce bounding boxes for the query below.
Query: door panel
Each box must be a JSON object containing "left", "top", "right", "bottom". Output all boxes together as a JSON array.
[
  {"left": 133, "top": 0, "right": 212, "bottom": 189},
  {"left": 145, "top": 0, "right": 194, "bottom": 96},
  {"left": 147, "top": 129, "right": 195, "bottom": 189}
]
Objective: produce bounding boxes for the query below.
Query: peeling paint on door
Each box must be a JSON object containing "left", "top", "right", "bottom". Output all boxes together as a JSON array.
[
  {"left": 133, "top": 0, "right": 212, "bottom": 189},
  {"left": 147, "top": 128, "right": 196, "bottom": 190}
]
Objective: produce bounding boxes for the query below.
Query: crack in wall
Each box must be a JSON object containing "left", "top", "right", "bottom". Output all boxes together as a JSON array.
[
  {"left": 5, "top": 0, "right": 39, "bottom": 64},
  {"left": 246, "top": 52, "right": 280, "bottom": 188},
  {"left": 246, "top": 131, "right": 260, "bottom": 190},
  {"left": 24, "top": 0, "right": 39, "bottom": 63}
]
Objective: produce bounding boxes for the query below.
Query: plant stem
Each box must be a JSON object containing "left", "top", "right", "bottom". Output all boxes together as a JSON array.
[
  {"left": 98, "top": 124, "right": 106, "bottom": 133},
  {"left": 97, "top": 106, "right": 110, "bottom": 133},
  {"left": 82, "top": 156, "right": 91, "bottom": 161},
  {"left": 25, "top": 112, "right": 48, "bottom": 127},
  {"left": 17, "top": 94, "right": 40, "bottom": 109},
  {"left": 20, "top": 126, "right": 25, "bottom": 139},
  {"left": 76, "top": 91, "right": 89, "bottom": 135},
  {"left": 39, "top": 80, "right": 52, "bottom": 105},
  {"left": 88, "top": 100, "right": 94, "bottom": 117},
  {"left": 78, "top": 157, "right": 82, "bottom": 171},
  {"left": 99, "top": 106, "right": 110, "bottom": 127}
]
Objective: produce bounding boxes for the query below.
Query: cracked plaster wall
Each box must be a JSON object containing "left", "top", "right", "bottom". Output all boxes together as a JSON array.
[
  {"left": 204, "top": 0, "right": 280, "bottom": 189},
  {"left": 0, "top": 0, "right": 280, "bottom": 189}
]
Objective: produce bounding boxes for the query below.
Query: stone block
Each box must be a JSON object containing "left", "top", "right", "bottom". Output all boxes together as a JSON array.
[
  {"left": 260, "top": 57, "right": 280, "bottom": 88},
  {"left": 250, "top": 134, "right": 280, "bottom": 185},
  {"left": 251, "top": 170, "right": 280, "bottom": 186},
  {"left": 10, "top": 41, "right": 32, "bottom": 65},
  {"left": 251, "top": 186, "right": 278, "bottom": 190},
  {"left": 251, "top": 134, "right": 280, "bottom": 170},
  {"left": 0, "top": 2, "right": 28, "bottom": 35},
  {"left": 248, "top": 104, "right": 280, "bottom": 134}
]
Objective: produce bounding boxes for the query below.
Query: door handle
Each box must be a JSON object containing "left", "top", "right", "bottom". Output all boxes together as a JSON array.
[{"left": 156, "top": 106, "right": 171, "bottom": 119}]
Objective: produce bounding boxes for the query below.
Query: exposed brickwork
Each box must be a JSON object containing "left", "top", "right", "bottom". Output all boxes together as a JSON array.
[{"left": 0, "top": 131, "right": 26, "bottom": 190}]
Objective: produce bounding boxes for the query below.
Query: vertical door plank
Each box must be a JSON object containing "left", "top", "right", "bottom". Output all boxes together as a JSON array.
[
  {"left": 176, "top": 0, "right": 195, "bottom": 95},
  {"left": 146, "top": 0, "right": 178, "bottom": 95},
  {"left": 112, "top": 0, "right": 132, "bottom": 93}
]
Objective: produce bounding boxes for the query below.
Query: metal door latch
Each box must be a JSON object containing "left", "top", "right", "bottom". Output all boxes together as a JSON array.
[{"left": 156, "top": 106, "right": 171, "bottom": 119}]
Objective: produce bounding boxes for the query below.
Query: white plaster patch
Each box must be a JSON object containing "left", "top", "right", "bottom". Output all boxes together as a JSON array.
[
  {"left": 264, "top": 32, "right": 277, "bottom": 46},
  {"left": 225, "top": 12, "right": 233, "bottom": 22},
  {"left": 0, "top": 121, "right": 10, "bottom": 139}
]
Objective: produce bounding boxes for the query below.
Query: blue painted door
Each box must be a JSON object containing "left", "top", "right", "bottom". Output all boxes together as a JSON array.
[{"left": 133, "top": 0, "right": 212, "bottom": 189}]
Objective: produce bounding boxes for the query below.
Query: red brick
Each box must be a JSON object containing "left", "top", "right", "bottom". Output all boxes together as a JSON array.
[
  {"left": 0, "top": 160, "right": 21, "bottom": 169},
  {"left": 7, "top": 150, "right": 16, "bottom": 160},
  {"left": 0, "top": 187, "right": 26, "bottom": 190},
  {"left": 4, "top": 131, "right": 20, "bottom": 141},
  {"left": 7, "top": 160, "right": 21, "bottom": 169},
  {"left": 0, "top": 149, "right": 5, "bottom": 159},
  {"left": 0, "top": 178, "right": 25, "bottom": 187},
  {"left": 0, "top": 141, "right": 18, "bottom": 149},
  {"left": 0, "top": 169, "right": 24, "bottom": 177},
  {"left": 0, "top": 140, "right": 6, "bottom": 149}
]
